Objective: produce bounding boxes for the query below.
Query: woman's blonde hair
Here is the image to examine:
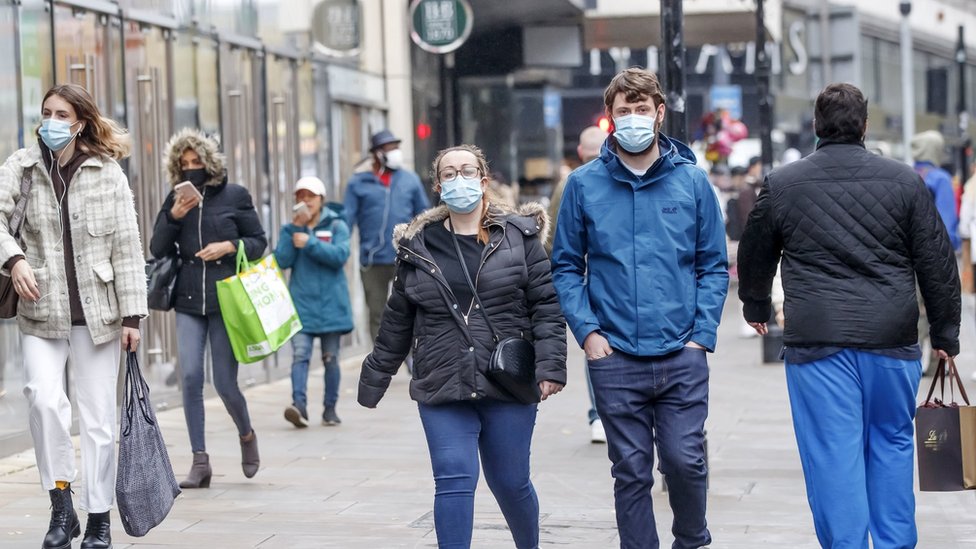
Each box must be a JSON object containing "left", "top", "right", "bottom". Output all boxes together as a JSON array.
[
  {"left": 40, "top": 84, "right": 131, "bottom": 161},
  {"left": 431, "top": 144, "right": 493, "bottom": 244}
]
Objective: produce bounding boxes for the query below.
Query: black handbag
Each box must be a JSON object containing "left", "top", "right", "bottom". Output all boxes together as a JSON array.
[
  {"left": 0, "top": 168, "right": 34, "bottom": 319},
  {"left": 146, "top": 254, "right": 180, "bottom": 311},
  {"left": 449, "top": 221, "right": 541, "bottom": 404}
]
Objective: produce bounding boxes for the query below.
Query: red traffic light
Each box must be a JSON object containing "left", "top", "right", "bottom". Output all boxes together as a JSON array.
[
  {"left": 416, "top": 123, "right": 432, "bottom": 140},
  {"left": 597, "top": 116, "right": 611, "bottom": 133}
]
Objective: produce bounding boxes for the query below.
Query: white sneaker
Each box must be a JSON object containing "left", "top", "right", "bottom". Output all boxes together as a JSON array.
[{"left": 591, "top": 419, "right": 607, "bottom": 444}]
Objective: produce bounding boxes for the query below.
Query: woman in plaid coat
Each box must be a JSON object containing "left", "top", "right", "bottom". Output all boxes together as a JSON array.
[{"left": 0, "top": 84, "right": 148, "bottom": 549}]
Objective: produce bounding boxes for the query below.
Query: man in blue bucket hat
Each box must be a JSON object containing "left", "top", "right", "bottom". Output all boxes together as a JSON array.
[{"left": 343, "top": 130, "right": 430, "bottom": 344}]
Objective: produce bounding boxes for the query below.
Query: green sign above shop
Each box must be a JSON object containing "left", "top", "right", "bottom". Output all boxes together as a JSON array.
[{"left": 409, "top": 0, "right": 473, "bottom": 54}]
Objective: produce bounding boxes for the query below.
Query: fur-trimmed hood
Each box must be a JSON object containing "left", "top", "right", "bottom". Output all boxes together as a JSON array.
[
  {"left": 392, "top": 202, "right": 550, "bottom": 251},
  {"left": 164, "top": 127, "right": 226, "bottom": 187}
]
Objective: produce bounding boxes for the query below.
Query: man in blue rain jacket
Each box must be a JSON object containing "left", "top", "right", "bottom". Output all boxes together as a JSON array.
[
  {"left": 551, "top": 68, "right": 728, "bottom": 549},
  {"left": 344, "top": 130, "right": 430, "bottom": 343}
]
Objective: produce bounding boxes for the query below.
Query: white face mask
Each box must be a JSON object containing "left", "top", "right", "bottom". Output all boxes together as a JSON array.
[{"left": 384, "top": 148, "right": 404, "bottom": 170}]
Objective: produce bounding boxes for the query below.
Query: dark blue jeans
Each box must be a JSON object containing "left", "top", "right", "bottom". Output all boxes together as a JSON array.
[
  {"left": 290, "top": 331, "right": 342, "bottom": 410},
  {"left": 588, "top": 347, "right": 711, "bottom": 549},
  {"left": 176, "top": 312, "right": 253, "bottom": 453},
  {"left": 418, "top": 399, "right": 539, "bottom": 549}
]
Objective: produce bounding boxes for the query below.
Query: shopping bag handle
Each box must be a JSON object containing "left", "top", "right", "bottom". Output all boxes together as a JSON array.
[
  {"left": 235, "top": 240, "right": 252, "bottom": 274},
  {"left": 922, "top": 357, "right": 971, "bottom": 408},
  {"left": 121, "top": 351, "right": 155, "bottom": 436}
]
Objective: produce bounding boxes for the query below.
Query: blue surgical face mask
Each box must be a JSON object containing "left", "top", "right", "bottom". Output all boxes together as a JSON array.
[
  {"left": 440, "top": 175, "right": 484, "bottom": 213},
  {"left": 39, "top": 119, "right": 80, "bottom": 151},
  {"left": 613, "top": 114, "right": 657, "bottom": 154}
]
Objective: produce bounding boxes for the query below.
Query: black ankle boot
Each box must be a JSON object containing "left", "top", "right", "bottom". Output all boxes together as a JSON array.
[
  {"left": 80, "top": 511, "right": 112, "bottom": 549},
  {"left": 43, "top": 486, "right": 80, "bottom": 549}
]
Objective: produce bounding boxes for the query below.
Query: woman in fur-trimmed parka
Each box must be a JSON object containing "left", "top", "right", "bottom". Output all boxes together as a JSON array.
[
  {"left": 358, "top": 145, "right": 567, "bottom": 549},
  {"left": 149, "top": 128, "right": 267, "bottom": 489}
]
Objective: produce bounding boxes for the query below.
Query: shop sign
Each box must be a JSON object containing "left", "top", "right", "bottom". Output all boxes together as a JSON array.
[
  {"left": 409, "top": 0, "right": 473, "bottom": 54},
  {"left": 710, "top": 85, "right": 743, "bottom": 121},
  {"left": 312, "top": 0, "right": 361, "bottom": 57}
]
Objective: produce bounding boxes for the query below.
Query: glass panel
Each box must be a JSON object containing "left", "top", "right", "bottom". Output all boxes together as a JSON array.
[
  {"left": 115, "top": 0, "right": 177, "bottom": 16},
  {"left": 914, "top": 50, "right": 927, "bottom": 114},
  {"left": 0, "top": 3, "right": 20, "bottom": 159},
  {"left": 172, "top": 31, "right": 220, "bottom": 135},
  {"left": 297, "top": 62, "right": 321, "bottom": 182},
  {"left": 219, "top": 44, "right": 270, "bottom": 383},
  {"left": 123, "top": 22, "right": 179, "bottom": 395},
  {"left": 19, "top": 0, "right": 53, "bottom": 137},
  {"left": 265, "top": 56, "right": 299, "bottom": 249},
  {"left": 859, "top": 35, "right": 876, "bottom": 106},
  {"left": 877, "top": 40, "right": 903, "bottom": 114},
  {"left": 203, "top": 0, "right": 258, "bottom": 36},
  {"left": 52, "top": 7, "right": 122, "bottom": 119},
  {"left": 0, "top": 2, "right": 27, "bottom": 449}
]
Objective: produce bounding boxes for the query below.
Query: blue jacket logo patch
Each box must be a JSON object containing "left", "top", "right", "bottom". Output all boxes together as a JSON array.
[{"left": 662, "top": 206, "right": 678, "bottom": 214}]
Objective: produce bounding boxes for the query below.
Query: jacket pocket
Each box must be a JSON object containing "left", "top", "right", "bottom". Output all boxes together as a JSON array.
[
  {"left": 86, "top": 199, "right": 117, "bottom": 237},
  {"left": 91, "top": 261, "right": 119, "bottom": 324},
  {"left": 17, "top": 266, "right": 49, "bottom": 321}
]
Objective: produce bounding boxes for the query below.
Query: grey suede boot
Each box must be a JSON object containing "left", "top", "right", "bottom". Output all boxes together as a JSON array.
[
  {"left": 240, "top": 431, "right": 260, "bottom": 478},
  {"left": 179, "top": 452, "right": 212, "bottom": 489}
]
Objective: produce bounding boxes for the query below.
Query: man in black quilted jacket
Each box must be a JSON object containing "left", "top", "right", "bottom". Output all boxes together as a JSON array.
[{"left": 738, "top": 83, "right": 960, "bottom": 548}]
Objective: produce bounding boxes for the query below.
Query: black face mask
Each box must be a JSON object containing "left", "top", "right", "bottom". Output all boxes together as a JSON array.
[{"left": 182, "top": 168, "right": 209, "bottom": 187}]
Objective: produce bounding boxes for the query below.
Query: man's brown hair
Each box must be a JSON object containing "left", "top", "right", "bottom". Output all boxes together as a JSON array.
[{"left": 603, "top": 68, "right": 666, "bottom": 111}]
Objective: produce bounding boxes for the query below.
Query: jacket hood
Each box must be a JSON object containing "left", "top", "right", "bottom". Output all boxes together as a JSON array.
[
  {"left": 164, "top": 127, "right": 226, "bottom": 187},
  {"left": 911, "top": 130, "right": 945, "bottom": 166},
  {"left": 599, "top": 133, "right": 696, "bottom": 185},
  {"left": 320, "top": 202, "right": 346, "bottom": 224},
  {"left": 392, "top": 202, "right": 550, "bottom": 251}
]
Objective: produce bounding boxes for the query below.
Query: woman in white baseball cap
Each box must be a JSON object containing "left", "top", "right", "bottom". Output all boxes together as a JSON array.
[{"left": 275, "top": 176, "right": 354, "bottom": 427}]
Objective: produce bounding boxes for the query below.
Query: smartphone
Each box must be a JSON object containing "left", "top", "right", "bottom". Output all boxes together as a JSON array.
[
  {"left": 293, "top": 202, "right": 310, "bottom": 217},
  {"left": 174, "top": 181, "right": 203, "bottom": 202}
]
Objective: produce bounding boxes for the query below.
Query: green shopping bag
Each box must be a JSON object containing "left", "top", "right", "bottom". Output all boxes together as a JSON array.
[{"left": 216, "top": 242, "right": 302, "bottom": 363}]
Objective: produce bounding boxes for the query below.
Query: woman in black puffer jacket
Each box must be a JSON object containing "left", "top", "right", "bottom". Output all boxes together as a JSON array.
[
  {"left": 359, "top": 144, "right": 567, "bottom": 549},
  {"left": 149, "top": 128, "right": 267, "bottom": 489}
]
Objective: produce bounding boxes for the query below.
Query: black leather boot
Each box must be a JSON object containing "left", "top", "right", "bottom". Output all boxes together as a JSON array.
[
  {"left": 43, "top": 486, "right": 80, "bottom": 549},
  {"left": 80, "top": 511, "right": 111, "bottom": 549}
]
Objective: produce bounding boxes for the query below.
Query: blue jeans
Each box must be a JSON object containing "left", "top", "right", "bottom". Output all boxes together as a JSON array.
[
  {"left": 588, "top": 347, "right": 710, "bottom": 549},
  {"left": 290, "top": 331, "right": 342, "bottom": 410},
  {"left": 585, "top": 359, "right": 600, "bottom": 424},
  {"left": 786, "top": 349, "right": 921, "bottom": 549},
  {"left": 418, "top": 399, "right": 539, "bottom": 549},
  {"left": 176, "top": 312, "right": 253, "bottom": 453}
]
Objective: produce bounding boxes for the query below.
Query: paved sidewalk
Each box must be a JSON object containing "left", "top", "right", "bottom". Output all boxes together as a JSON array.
[{"left": 1, "top": 299, "right": 975, "bottom": 548}]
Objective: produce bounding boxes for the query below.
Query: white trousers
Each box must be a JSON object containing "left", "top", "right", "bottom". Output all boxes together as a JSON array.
[{"left": 23, "top": 327, "right": 121, "bottom": 513}]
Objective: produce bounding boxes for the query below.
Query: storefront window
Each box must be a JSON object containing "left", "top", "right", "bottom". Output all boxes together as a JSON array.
[
  {"left": 0, "top": 2, "right": 26, "bottom": 450},
  {"left": 0, "top": 3, "right": 20, "bottom": 158},
  {"left": 859, "top": 36, "right": 877, "bottom": 106},
  {"left": 877, "top": 40, "right": 903, "bottom": 114}
]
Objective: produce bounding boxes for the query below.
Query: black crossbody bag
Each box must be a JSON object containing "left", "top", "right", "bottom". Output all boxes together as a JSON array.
[{"left": 449, "top": 221, "right": 540, "bottom": 404}]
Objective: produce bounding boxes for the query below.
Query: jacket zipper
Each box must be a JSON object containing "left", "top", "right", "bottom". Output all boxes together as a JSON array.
[
  {"left": 465, "top": 230, "right": 502, "bottom": 321},
  {"left": 402, "top": 248, "right": 474, "bottom": 330},
  {"left": 366, "top": 182, "right": 392, "bottom": 266},
  {"left": 198, "top": 196, "right": 206, "bottom": 315}
]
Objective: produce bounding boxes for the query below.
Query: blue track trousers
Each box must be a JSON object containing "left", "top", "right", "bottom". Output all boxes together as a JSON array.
[{"left": 785, "top": 348, "right": 922, "bottom": 549}]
